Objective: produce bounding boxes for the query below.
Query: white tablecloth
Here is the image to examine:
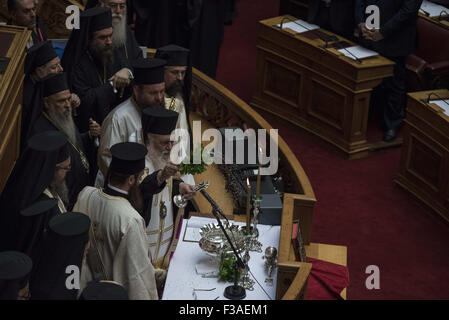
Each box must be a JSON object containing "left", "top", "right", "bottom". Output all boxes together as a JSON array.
[{"left": 162, "top": 216, "right": 280, "bottom": 300}]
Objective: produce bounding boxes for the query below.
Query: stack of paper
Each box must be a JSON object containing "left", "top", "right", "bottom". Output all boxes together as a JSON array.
[
  {"left": 276, "top": 19, "right": 319, "bottom": 34},
  {"left": 421, "top": 0, "right": 449, "bottom": 17},
  {"left": 338, "top": 45, "right": 378, "bottom": 60},
  {"left": 429, "top": 99, "right": 449, "bottom": 115}
]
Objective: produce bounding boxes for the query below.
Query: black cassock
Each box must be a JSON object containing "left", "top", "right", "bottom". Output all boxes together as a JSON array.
[
  {"left": 70, "top": 49, "right": 132, "bottom": 132},
  {"left": 130, "top": 0, "right": 236, "bottom": 79},
  {"left": 31, "top": 114, "right": 97, "bottom": 210}
]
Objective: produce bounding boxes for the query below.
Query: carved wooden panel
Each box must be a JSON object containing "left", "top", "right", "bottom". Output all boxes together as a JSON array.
[
  {"left": 406, "top": 133, "right": 444, "bottom": 193},
  {"left": 307, "top": 79, "right": 346, "bottom": 132},
  {"left": 263, "top": 57, "right": 301, "bottom": 108}
]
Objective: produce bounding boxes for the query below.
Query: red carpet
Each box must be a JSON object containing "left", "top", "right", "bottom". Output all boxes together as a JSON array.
[{"left": 215, "top": 0, "right": 449, "bottom": 300}]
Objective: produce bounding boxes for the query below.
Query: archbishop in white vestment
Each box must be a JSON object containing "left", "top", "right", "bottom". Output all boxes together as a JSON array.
[{"left": 96, "top": 59, "right": 167, "bottom": 186}]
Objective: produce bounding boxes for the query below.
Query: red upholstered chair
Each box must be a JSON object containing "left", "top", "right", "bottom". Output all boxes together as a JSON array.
[{"left": 406, "top": 16, "right": 449, "bottom": 91}]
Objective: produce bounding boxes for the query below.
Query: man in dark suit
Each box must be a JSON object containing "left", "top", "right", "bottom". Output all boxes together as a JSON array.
[
  {"left": 307, "top": 0, "right": 356, "bottom": 39},
  {"left": 7, "top": 0, "right": 47, "bottom": 47},
  {"left": 356, "top": 0, "right": 422, "bottom": 141}
]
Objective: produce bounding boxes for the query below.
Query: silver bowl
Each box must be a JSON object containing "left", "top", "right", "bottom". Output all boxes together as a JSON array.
[{"left": 199, "top": 222, "right": 246, "bottom": 257}]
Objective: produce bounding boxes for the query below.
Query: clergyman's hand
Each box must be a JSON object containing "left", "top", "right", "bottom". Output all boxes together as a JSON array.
[
  {"left": 179, "top": 182, "right": 196, "bottom": 200},
  {"left": 70, "top": 93, "right": 81, "bottom": 109},
  {"left": 158, "top": 162, "right": 179, "bottom": 183},
  {"left": 109, "top": 68, "right": 131, "bottom": 90},
  {"left": 89, "top": 118, "right": 101, "bottom": 138}
]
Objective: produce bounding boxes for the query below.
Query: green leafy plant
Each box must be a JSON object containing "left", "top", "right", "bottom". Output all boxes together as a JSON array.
[
  {"left": 218, "top": 253, "right": 241, "bottom": 283},
  {"left": 179, "top": 144, "right": 209, "bottom": 175}
]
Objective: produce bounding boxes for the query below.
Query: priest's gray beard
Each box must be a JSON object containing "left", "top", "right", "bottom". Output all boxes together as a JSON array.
[
  {"left": 147, "top": 138, "right": 170, "bottom": 172},
  {"left": 112, "top": 13, "right": 127, "bottom": 49},
  {"left": 49, "top": 180, "right": 69, "bottom": 207},
  {"left": 47, "top": 107, "right": 77, "bottom": 144}
]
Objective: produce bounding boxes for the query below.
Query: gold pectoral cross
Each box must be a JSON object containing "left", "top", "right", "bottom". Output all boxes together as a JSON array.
[{"left": 159, "top": 200, "right": 167, "bottom": 219}]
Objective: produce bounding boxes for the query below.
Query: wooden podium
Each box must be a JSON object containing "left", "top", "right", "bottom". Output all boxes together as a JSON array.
[
  {"left": 251, "top": 15, "right": 395, "bottom": 158},
  {"left": 0, "top": 25, "right": 30, "bottom": 194},
  {"left": 395, "top": 89, "right": 449, "bottom": 223}
]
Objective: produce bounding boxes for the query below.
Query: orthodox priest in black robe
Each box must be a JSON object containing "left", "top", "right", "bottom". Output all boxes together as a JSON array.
[
  {"left": 0, "top": 131, "right": 69, "bottom": 254},
  {"left": 22, "top": 41, "right": 82, "bottom": 150},
  {"left": 85, "top": 0, "right": 143, "bottom": 61},
  {"left": 30, "top": 212, "right": 91, "bottom": 300},
  {"left": 62, "top": 7, "right": 134, "bottom": 132},
  {"left": 0, "top": 251, "right": 33, "bottom": 300},
  {"left": 29, "top": 73, "right": 100, "bottom": 210}
]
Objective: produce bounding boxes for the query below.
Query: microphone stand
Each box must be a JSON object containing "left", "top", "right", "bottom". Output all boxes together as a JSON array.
[{"left": 200, "top": 190, "right": 246, "bottom": 300}]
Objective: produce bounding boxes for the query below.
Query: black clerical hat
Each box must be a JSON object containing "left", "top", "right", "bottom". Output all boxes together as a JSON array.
[
  {"left": 132, "top": 58, "right": 166, "bottom": 85},
  {"left": 155, "top": 44, "right": 190, "bottom": 66},
  {"left": 20, "top": 199, "right": 58, "bottom": 217},
  {"left": 110, "top": 142, "right": 147, "bottom": 175},
  {"left": 0, "top": 251, "right": 32, "bottom": 281},
  {"left": 28, "top": 131, "right": 68, "bottom": 152},
  {"left": 25, "top": 41, "right": 58, "bottom": 75},
  {"left": 79, "top": 280, "right": 129, "bottom": 300},
  {"left": 142, "top": 108, "right": 179, "bottom": 135},
  {"left": 42, "top": 72, "right": 70, "bottom": 97},
  {"left": 82, "top": 7, "right": 112, "bottom": 34},
  {"left": 48, "top": 212, "right": 91, "bottom": 242}
]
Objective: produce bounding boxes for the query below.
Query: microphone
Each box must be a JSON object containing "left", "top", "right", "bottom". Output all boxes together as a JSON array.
[
  {"left": 333, "top": 41, "right": 363, "bottom": 63},
  {"left": 438, "top": 10, "right": 449, "bottom": 21},
  {"left": 277, "top": 16, "right": 338, "bottom": 48},
  {"left": 200, "top": 189, "right": 230, "bottom": 222},
  {"left": 423, "top": 92, "right": 449, "bottom": 106},
  {"left": 419, "top": 8, "right": 430, "bottom": 17}
]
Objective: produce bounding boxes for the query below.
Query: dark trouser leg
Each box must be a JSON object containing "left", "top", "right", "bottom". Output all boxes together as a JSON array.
[
  {"left": 314, "top": 3, "right": 331, "bottom": 30},
  {"left": 382, "top": 56, "right": 406, "bottom": 131}
]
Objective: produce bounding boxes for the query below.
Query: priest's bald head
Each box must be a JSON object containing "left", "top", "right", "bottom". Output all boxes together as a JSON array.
[
  {"left": 155, "top": 45, "right": 190, "bottom": 98},
  {"left": 132, "top": 58, "right": 167, "bottom": 110}
]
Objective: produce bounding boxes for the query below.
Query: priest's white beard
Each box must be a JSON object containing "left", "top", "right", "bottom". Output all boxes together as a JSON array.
[
  {"left": 112, "top": 13, "right": 127, "bottom": 49},
  {"left": 47, "top": 107, "right": 77, "bottom": 144},
  {"left": 147, "top": 138, "right": 170, "bottom": 171},
  {"left": 49, "top": 180, "right": 69, "bottom": 207}
]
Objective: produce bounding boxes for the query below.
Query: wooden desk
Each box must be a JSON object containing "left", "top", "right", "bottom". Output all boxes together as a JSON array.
[
  {"left": 251, "top": 15, "right": 395, "bottom": 158},
  {"left": 0, "top": 25, "right": 30, "bottom": 194},
  {"left": 395, "top": 90, "right": 449, "bottom": 223},
  {"left": 419, "top": 11, "right": 449, "bottom": 30}
]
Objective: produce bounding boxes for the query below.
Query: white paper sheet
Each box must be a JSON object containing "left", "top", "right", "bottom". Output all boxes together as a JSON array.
[
  {"left": 182, "top": 218, "right": 205, "bottom": 242},
  {"left": 429, "top": 99, "right": 449, "bottom": 115},
  {"left": 338, "top": 45, "right": 379, "bottom": 60},
  {"left": 276, "top": 19, "right": 320, "bottom": 34},
  {"left": 421, "top": 0, "right": 449, "bottom": 17}
]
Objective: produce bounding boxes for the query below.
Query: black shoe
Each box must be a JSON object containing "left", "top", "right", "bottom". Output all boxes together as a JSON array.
[{"left": 383, "top": 129, "right": 396, "bottom": 142}]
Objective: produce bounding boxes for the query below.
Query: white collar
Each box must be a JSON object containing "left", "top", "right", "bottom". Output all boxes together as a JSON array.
[{"left": 107, "top": 184, "right": 129, "bottom": 195}]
